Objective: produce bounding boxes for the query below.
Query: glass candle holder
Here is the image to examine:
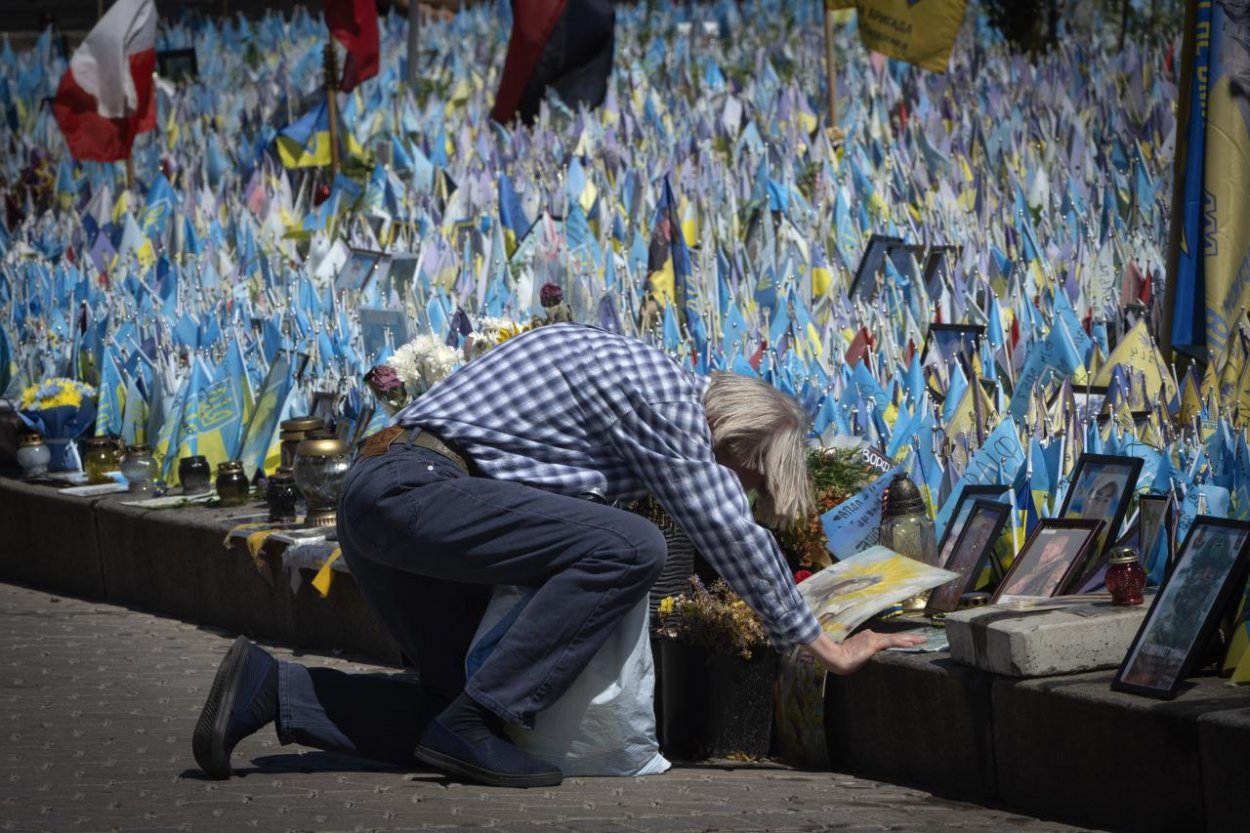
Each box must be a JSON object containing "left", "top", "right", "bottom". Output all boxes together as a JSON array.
[
  {"left": 280, "top": 416, "right": 324, "bottom": 470},
  {"left": 16, "top": 433, "right": 51, "bottom": 478},
  {"left": 120, "top": 444, "right": 156, "bottom": 494},
  {"left": 215, "top": 460, "right": 250, "bottom": 507},
  {"left": 265, "top": 470, "right": 299, "bottom": 523},
  {"left": 1105, "top": 547, "right": 1146, "bottom": 606},
  {"left": 293, "top": 437, "right": 351, "bottom": 527},
  {"left": 83, "top": 437, "right": 117, "bottom": 484},
  {"left": 179, "top": 455, "right": 212, "bottom": 494},
  {"left": 880, "top": 474, "right": 937, "bottom": 611}
]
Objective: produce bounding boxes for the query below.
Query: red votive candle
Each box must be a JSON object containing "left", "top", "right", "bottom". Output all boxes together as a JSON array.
[{"left": 1105, "top": 547, "right": 1146, "bottom": 606}]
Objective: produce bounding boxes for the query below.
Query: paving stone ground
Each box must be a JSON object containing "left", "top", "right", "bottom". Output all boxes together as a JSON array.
[{"left": 0, "top": 581, "right": 1108, "bottom": 833}]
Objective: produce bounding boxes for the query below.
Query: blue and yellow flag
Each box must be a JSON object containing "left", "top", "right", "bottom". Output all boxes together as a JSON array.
[
  {"left": 276, "top": 103, "right": 334, "bottom": 169},
  {"left": 643, "top": 176, "right": 692, "bottom": 321},
  {"left": 237, "top": 352, "right": 295, "bottom": 479},
  {"left": 825, "top": 0, "right": 970, "bottom": 72},
  {"left": 1168, "top": 0, "right": 1250, "bottom": 362}
]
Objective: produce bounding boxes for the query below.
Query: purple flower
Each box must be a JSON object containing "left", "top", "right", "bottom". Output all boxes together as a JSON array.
[
  {"left": 365, "top": 365, "right": 403, "bottom": 395},
  {"left": 540, "top": 282, "right": 564, "bottom": 308}
]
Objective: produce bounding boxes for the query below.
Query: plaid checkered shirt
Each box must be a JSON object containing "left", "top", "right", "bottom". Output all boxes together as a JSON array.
[{"left": 393, "top": 323, "right": 821, "bottom": 649}]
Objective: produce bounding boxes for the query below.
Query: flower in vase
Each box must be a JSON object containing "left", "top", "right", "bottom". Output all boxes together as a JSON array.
[{"left": 18, "top": 377, "right": 98, "bottom": 471}]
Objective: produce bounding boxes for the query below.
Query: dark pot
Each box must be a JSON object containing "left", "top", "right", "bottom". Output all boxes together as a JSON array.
[{"left": 655, "top": 639, "right": 778, "bottom": 761}]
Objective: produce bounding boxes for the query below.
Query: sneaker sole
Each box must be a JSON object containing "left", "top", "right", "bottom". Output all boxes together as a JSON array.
[
  {"left": 413, "top": 744, "right": 562, "bottom": 789},
  {"left": 192, "top": 636, "right": 249, "bottom": 780}
]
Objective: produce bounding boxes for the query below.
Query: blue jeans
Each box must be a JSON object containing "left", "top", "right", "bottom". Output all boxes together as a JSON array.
[{"left": 275, "top": 440, "right": 666, "bottom": 764}]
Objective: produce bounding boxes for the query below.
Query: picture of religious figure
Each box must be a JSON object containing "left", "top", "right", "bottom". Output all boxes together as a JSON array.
[
  {"left": 992, "top": 520, "right": 1102, "bottom": 602},
  {"left": 1115, "top": 519, "right": 1250, "bottom": 699}
]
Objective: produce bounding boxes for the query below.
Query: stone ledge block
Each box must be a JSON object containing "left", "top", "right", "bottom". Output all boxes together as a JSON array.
[
  {"left": 0, "top": 479, "right": 105, "bottom": 599},
  {"left": 946, "top": 601, "right": 1151, "bottom": 678},
  {"left": 1197, "top": 703, "right": 1250, "bottom": 833},
  {"left": 993, "top": 672, "right": 1250, "bottom": 833},
  {"left": 823, "top": 650, "right": 996, "bottom": 800},
  {"left": 92, "top": 497, "right": 295, "bottom": 642}
]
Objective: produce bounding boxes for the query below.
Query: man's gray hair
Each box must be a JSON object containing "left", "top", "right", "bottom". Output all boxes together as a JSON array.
[{"left": 704, "top": 371, "right": 813, "bottom": 526}]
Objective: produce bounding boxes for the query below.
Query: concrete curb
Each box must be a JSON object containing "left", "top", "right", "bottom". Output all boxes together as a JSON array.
[{"left": 1, "top": 476, "right": 1247, "bottom": 832}]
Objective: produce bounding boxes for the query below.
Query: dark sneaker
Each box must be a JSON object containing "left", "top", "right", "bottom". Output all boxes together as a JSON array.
[
  {"left": 192, "top": 636, "right": 278, "bottom": 779},
  {"left": 414, "top": 717, "right": 562, "bottom": 788}
]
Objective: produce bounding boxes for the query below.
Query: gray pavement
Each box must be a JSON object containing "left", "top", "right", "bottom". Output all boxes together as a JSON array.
[{"left": 0, "top": 581, "right": 1108, "bottom": 833}]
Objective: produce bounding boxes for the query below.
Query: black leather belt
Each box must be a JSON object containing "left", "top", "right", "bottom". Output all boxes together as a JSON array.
[{"left": 409, "top": 427, "right": 471, "bottom": 475}]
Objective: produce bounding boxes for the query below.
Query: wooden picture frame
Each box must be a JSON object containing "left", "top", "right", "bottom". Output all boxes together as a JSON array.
[
  {"left": 1060, "top": 454, "right": 1144, "bottom": 579},
  {"left": 992, "top": 519, "right": 1104, "bottom": 602},
  {"left": 335, "top": 248, "right": 385, "bottom": 293},
  {"left": 848, "top": 234, "right": 904, "bottom": 301},
  {"left": 1139, "top": 493, "right": 1174, "bottom": 580},
  {"left": 927, "top": 500, "right": 1011, "bottom": 614},
  {"left": 157, "top": 48, "right": 198, "bottom": 82},
  {"left": 1113, "top": 517, "right": 1250, "bottom": 699},
  {"left": 921, "top": 323, "right": 985, "bottom": 367}
]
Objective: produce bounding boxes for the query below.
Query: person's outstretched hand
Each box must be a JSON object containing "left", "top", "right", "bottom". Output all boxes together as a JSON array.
[{"left": 800, "top": 630, "right": 926, "bottom": 676}]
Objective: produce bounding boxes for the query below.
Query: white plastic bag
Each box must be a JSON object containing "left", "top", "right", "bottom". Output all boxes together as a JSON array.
[{"left": 465, "top": 585, "right": 670, "bottom": 777}]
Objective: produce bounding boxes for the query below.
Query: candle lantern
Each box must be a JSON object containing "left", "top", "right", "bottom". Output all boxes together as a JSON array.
[
  {"left": 879, "top": 473, "right": 938, "bottom": 611},
  {"left": 120, "top": 445, "right": 156, "bottom": 494},
  {"left": 16, "top": 433, "right": 51, "bottom": 479},
  {"left": 293, "top": 437, "right": 351, "bottom": 527},
  {"left": 215, "top": 460, "right": 250, "bottom": 507},
  {"left": 1105, "top": 546, "right": 1146, "bottom": 606}
]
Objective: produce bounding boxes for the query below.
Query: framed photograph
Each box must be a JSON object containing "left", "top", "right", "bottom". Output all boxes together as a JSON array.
[
  {"left": 1113, "top": 517, "right": 1250, "bottom": 699},
  {"left": 335, "top": 248, "right": 385, "bottom": 293},
  {"left": 936, "top": 484, "right": 1011, "bottom": 571},
  {"left": 921, "top": 323, "right": 985, "bottom": 367},
  {"left": 848, "top": 234, "right": 904, "bottom": 301},
  {"left": 927, "top": 500, "right": 1012, "bottom": 614},
  {"left": 358, "top": 306, "right": 410, "bottom": 363},
  {"left": 157, "top": 48, "right": 198, "bottom": 82},
  {"left": 1060, "top": 454, "right": 1144, "bottom": 576},
  {"left": 1072, "top": 384, "right": 1109, "bottom": 423},
  {"left": 922, "top": 245, "right": 961, "bottom": 298},
  {"left": 1139, "top": 493, "right": 1174, "bottom": 576},
  {"left": 389, "top": 253, "right": 420, "bottom": 302},
  {"left": 992, "top": 519, "right": 1104, "bottom": 602},
  {"left": 309, "top": 391, "right": 340, "bottom": 430}
]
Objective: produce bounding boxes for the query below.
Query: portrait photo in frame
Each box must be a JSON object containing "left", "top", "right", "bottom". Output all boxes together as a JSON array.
[
  {"left": 1113, "top": 517, "right": 1250, "bottom": 699},
  {"left": 927, "top": 500, "right": 1012, "bottom": 614},
  {"left": 936, "top": 484, "right": 1012, "bottom": 574},
  {"left": 335, "top": 249, "right": 385, "bottom": 293},
  {"left": 1060, "top": 454, "right": 1143, "bottom": 577},
  {"left": 992, "top": 519, "right": 1104, "bottom": 602}
]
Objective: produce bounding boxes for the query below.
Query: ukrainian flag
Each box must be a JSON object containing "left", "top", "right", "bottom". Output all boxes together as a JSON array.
[
  {"left": 642, "top": 176, "right": 692, "bottom": 326},
  {"left": 276, "top": 103, "right": 334, "bottom": 169}
]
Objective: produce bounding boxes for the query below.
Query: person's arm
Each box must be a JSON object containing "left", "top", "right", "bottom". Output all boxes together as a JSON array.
[{"left": 607, "top": 398, "right": 820, "bottom": 647}]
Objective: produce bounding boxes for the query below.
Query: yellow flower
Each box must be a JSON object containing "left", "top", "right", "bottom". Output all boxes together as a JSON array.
[{"left": 657, "top": 596, "right": 675, "bottom": 618}]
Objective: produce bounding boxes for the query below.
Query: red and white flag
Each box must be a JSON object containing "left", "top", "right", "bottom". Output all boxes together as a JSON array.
[{"left": 53, "top": 0, "right": 157, "bottom": 162}]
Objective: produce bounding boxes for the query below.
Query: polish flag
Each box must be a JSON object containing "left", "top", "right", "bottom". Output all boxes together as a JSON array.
[{"left": 53, "top": 0, "right": 157, "bottom": 162}]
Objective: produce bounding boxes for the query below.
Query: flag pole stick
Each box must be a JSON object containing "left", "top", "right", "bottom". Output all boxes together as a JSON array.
[
  {"left": 324, "top": 41, "right": 342, "bottom": 178},
  {"left": 823, "top": 2, "right": 838, "bottom": 131},
  {"left": 125, "top": 155, "right": 134, "bottom": 191}
]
